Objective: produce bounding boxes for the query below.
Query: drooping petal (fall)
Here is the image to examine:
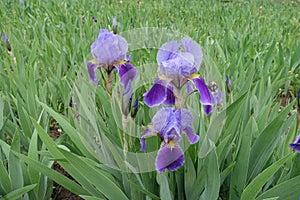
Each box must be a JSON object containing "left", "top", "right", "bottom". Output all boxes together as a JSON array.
[
  {"left": 118, "top": 63, "right": 137, "bottom": 90},
  {"left": 143, "top": 79, "right": 168, "bottom": 107},
  {"left": 155, "top": 143, "right": 184, "bottom": 173},
  {"left": 163, "top": 86, "right": 175, "bottom": 106},
  {"left": 87, "top": 60, "right": 99, "bottom": 85},
  {"left": 140, "top": 125, "right": 157, "bottom": 150},
  {"left": 192, "top": 78, "right": 214, "bottom": 105},
  {"left": 182, "top": 126, "right": 199, "bottom": 144}
]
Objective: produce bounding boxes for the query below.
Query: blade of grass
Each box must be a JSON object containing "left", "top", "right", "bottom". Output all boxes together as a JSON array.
[
  {"left": 241, "top": 153, "right": 292, "bottom": 200},
  {"left": 2, "top": 184, "right": 36, "bottom": 200},
  {"left": 58, "top": 148, "right": 129, "bottom": 200}
]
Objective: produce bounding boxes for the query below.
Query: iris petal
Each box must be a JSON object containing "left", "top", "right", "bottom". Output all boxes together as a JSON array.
[
  {"left": 192, "top": 78, "right": 214, "bottom": 105},
  {"left": 163, "top": 86, "right": 175, "bottom": 106},
  {"left": 140, "top": 125, "right": 157, "bottom": 150},
  {"left": 118, "top": 63, "right": 137, "bottom": 90},
  {"left": 87, "top": 61, "right": 99, "bottom": 85},
  {"left": 177, "top": 109, "right": 194, "bottom": 129},
  {"left": 155, "top": 143, "right": 184, "bottom": 173},
  {"left": 143, "top": 79, "right": 168, "bottom": 107},
  {"left": 182, "top": 126, "right": 199, "bottom": 144},
  {"left": 204, "top": 105, "right": 213, "bottom": 115},
  {"left": 289, "top": 143, "right": 300, "bottom": 153},
  {"left": 182, "top": 37, "right": 203, "bottom": 70},
  {"left": 290, "top": 134, "right": 300, "bottom": 153},
  {"left": 156, "top": 41, "right": 180, "bottom": 64},
  {"left": 91, "top": 29, "right": 128, "bottom": 64}
]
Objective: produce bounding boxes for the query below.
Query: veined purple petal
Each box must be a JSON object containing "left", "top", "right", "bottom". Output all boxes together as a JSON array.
[
  {"left": 177, "top": 109, "right": 193, "bottom": 129},
  {"left": 192, "top": 78, "right": 214, "bottom": 105},
  {"left": 157, "top": 41, "right": 180, "bottom": 64},
  {"left": 182, "top": 37, "right": 203, "bottom": 70},
  {"left": 151, "top": 108, "right": 173, "bottom": 134},
  {"left": 143, "top": 79, "right": 168, "bottom": 107},
  {"left": 160, "top": 53, "right": 195, "bottom": 77},
  {"left": 118, "top": 63, "right": 137, "bottom": 89},
  {"left": 87, "top": 61, "right": 99, "bottom": 85},
  {"left": 155, "top": 143, "right": 184, "bottom": 173},
  {"left": 182, "top": 126, "right": 199, "bottom": 144},
  {"left": 204, "top": 105, "right": 213, "bottom": 115},
  {"left": 140, "top": 125, "right": 157, "bottom": 150},
  {"left": 163, "top": 86, "right": 175, "bottom": 106}
]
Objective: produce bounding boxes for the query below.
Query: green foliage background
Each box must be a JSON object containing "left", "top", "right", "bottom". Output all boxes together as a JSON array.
[{"left": 0, "top": 0, "right": 300, "bottom": 199}]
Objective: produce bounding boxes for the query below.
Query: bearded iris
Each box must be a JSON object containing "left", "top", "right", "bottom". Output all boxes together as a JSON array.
[
  {"left": 143, "top": 37, "right": 221, "bottom": 114},
  {"left": 140, "top": 108, "right": 199, "bottom": 172},
  {"left": 87, "top": 28, "right": 137, "bottom": 115}
]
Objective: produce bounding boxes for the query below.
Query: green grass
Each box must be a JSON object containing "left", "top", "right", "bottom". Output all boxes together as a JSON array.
[{"left": 1, "top": 0, "right": 300, "bottom": 199}]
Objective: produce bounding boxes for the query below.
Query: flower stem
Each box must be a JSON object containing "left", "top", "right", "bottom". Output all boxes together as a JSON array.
[
  {"left": 174, "top": 87, "right": 185, "bottom": 109},
  {"left": 106, "top": 71, "right": 114, "bottom": 95}
]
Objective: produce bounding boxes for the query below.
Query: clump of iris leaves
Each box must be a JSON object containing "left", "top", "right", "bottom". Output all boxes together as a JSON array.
[{"left": 1, "top": 0, "right": 300, "bottom": 200}]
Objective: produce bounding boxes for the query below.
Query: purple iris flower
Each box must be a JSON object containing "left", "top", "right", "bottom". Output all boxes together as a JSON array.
[
  {"left": 140, "top": 107, "right": 199, "bottom": 172},
  {"left": 143, "top": 37, "right": 221, "bottom": 114},
  {"left": 87, "top": 28, "right": 136, "bottom": 89},
  {"left": 290, "top": 134, "right": 300, "bottom": 153}
]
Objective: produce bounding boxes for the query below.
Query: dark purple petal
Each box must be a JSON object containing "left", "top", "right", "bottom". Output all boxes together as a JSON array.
[
  {"left": 182, "top": 37, "right": 203, "bottom": 70},
  {"left": 143, "top": 79, "right": 168, "bottom": 107},
  {"left": 182, "top": 126, "right": 199, "bottom": 144},
  {"left": 156, "top": 41, "right": 180, "bottom": 64},
  {"left": 290, "top": 135, "right": 300, "bottom": 153},
  {"left": 192, "top": 78, "right": 214, "bottom": 105},
  {"left": 204, "top": 105, "right": 213, "bottom": 115},
  {"left": 118, "top": 63, "right": 137, "bottom": 89},
  {"left": 87, "top": 61, "right": 99, "bottom": 85},
  {"left": 163, "top": 86, "right": 175, "bottom": 106},
  {"left": 290, "top": 143, "right": 300, "bottom": 153},
  {"left": 140, "top": 125, "right": 157, "bottom": 150},
  {"left": 155, "top": 143, "right": 184, "bottom": 173}
]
